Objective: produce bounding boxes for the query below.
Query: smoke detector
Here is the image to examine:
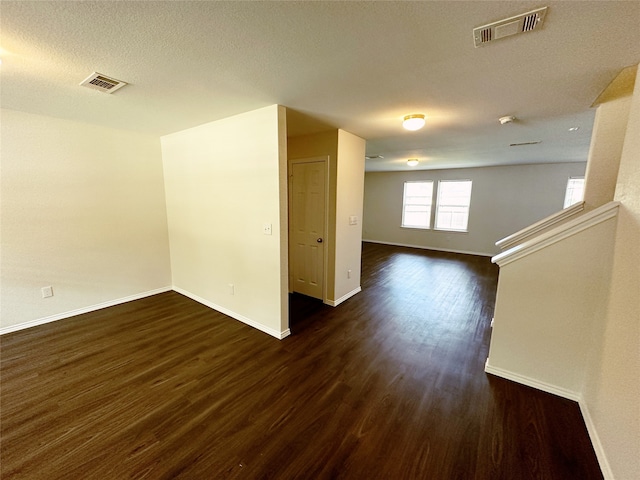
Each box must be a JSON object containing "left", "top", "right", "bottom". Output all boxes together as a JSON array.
[
  {"left": 80, "top": 72, "right": 128, "bottom": 94},
  {"left": 474, "top": 7, "right": 548, "bottom": 47},
  {"left": 499, "top": 115, "right": 516, "bottom": 125}
]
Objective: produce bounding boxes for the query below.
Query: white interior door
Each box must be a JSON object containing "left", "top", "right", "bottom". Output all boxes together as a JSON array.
[{"left": 290, "top": 160, "right": 326, "bottom": 299}]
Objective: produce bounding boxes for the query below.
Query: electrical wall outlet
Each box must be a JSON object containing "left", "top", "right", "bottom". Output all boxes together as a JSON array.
[
  {"left": 263, "top": 223, "right": 272, "bottom": 235},
  {"left": 41, "top": 286, "right": 54, "bottom": 298}
]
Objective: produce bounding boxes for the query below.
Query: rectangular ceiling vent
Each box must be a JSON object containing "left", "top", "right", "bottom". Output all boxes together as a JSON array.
[
  {"left": 474, "top": 7, "right": 548, "bottom": 48},
  {"left": 80, "top": 72, "right": 127, "bottom": 94}
]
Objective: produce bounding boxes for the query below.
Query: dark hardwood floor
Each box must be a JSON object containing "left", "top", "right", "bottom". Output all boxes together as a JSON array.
[{"left": 1, "top": 242, "right": 602, "bottom": 479}]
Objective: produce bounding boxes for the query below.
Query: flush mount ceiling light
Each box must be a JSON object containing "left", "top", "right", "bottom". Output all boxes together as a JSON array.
[
  {"left": 499, "top": 115, "right": 516, "bottom": 125},
  {"left": 568, "top": 127, "right": 580, "bottom": 132},
  {"left": 403, "top": 114, "right": 425, "bottom": 131},
  {"left": 407, "top": 159, "right": 419, "bottom": 167}
]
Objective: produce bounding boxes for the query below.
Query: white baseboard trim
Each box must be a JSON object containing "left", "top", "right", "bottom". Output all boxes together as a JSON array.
[
  {"left": 484, "top": 359, "right": 580, "bottom": 401},
  {"left": 172, "top": 286, "right": 290, "bottom": 340},
  {"left": 325, "top": 286, "right": 362, "bottom": 307},
  {"left": 485, "top": 359, "right": 613, "bottom": 478},
  {"left": 578, "top": 398, "right": 614, "bottom": 480},
  {"left": 362, "top": 239, "right": 493, "bottom": 257},
  {"left": 0, "top": 287, "right": 173, "bottom": 336}
]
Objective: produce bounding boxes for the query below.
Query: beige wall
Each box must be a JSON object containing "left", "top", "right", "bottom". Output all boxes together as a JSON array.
[
  {"left": 583, "top": 96, "right": 632, "bottom": 211},
  {"left": 0, "top": 109, "right": 172, "bottom": 331},
  {"left": 486, "top": 65, "right": 640, "bottom": 479},
  {"left": 287, "top": 129, "right": 365, "bottom": 305},
  {"left": 487, "top": 213, "right": 617, "bottom": 396},
  {"left": 334, "top": 130, "right": 365, "bottom": 303},
  {"left": 582, "top": 65, "right": 640, "bottom": 480},
  {"left": 363, "top": 163, "right": 586, "bottom": 256},
  {"left": 276, "top": 109, "right": 290, "bottom": 326},
  {"left": 288, "top": 131, "right": 339, "bottom": 301},
  {"left": 161, "top": 105, "right": 289, "bottom": 338}
]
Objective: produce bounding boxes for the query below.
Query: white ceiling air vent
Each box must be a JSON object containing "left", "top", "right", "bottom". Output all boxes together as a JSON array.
[
  {"left": 80, "top": 72, "right": 127, "bottom": 93},
  {"left": 473, "top": 7, "right": 548, "bottom": 47}
]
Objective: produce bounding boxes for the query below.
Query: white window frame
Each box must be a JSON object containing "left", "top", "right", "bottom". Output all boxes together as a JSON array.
[
  {"left": 401, "top": 181, "right": 434, "bottom": 229},
  {"left": 563, "top": 177, "right": 585, "bottom": 208},
  {"left": 434, "top": 180, "right": 473, "bottom": 232}
]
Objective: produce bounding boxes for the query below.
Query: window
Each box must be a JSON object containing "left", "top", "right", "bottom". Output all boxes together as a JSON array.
[
  {"left": 402, "top": 181, "right": 433, "bottom": 229},
  {"left": 435, "top": 180, "right": 473, "bottom": 232},
  {"left": 564, "top": 177, "right": 585, "bottom": 208}
]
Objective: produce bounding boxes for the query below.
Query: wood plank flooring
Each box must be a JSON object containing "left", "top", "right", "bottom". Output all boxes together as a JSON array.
[{"left": 1, "top": 242, "right": 602, "bottom": 479}]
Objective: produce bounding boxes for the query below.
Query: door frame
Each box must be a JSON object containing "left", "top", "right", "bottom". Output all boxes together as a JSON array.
[{"left": 288, "top": 156, "right": 330, "bottom": 303}]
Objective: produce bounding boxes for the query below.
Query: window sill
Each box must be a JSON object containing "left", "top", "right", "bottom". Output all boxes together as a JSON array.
[
  {"left": 434, "top": 228, "right": 468, "bottom": 233},
  {"left": 400, "top": 225, "right": 431, "bottom": 230}
]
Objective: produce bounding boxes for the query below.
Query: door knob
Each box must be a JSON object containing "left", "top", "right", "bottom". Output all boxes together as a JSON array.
[{"left": 317, "top": 238, "right": 323, "bottom": 243}]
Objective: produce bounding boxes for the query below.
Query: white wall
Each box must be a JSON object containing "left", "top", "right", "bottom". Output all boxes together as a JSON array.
[
  {"left": 363, "top": 163, "right": 586, "bottom": 256},
  {"left": 161, "top": 105, "right": 289, "bottom": 338},
  {"left": 0, "top": 109, "right": 171, "bottom": 331},
  {"left": 334, "top": 130, "right": 365, "bottom": 303},
  {"left": 582, "top": 65, "right": 640, "bottom": 480}
]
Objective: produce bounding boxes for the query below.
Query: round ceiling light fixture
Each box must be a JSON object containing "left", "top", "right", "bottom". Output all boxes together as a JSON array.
[
  {"left": 407, "top": 158, "right": 419, "bottom": 167},
  {"left": 403, "top": 114, "right": 426, "bottom": 131},
  {"left": 499, "top": 115, "right": 516, "bottom": 125}
]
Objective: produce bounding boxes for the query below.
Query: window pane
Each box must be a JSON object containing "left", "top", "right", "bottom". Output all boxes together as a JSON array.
[
  {"left": 405, "top": 182, "right": 431, "bottom": 197},
  {"left": 402, "top": 181, "right": 433, "bottom": 229},
  {"left": 564, "top": 177, "right": 585, "bottom": 208},
  {"left": 435, "top": 180, "right": 472, "bottom": 231}
]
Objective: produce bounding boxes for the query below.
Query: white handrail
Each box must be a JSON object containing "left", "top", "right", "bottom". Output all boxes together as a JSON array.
[
  {"left": 492, "top": 201, "right": 619, "bottom": 267},
  {"left": 496, "top": 201, "right": 585, "bottom": 251}
]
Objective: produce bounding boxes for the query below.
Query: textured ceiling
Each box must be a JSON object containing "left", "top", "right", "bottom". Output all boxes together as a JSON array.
[{"left": 1, "top": 1, "right": 639, "bottom": 171}]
